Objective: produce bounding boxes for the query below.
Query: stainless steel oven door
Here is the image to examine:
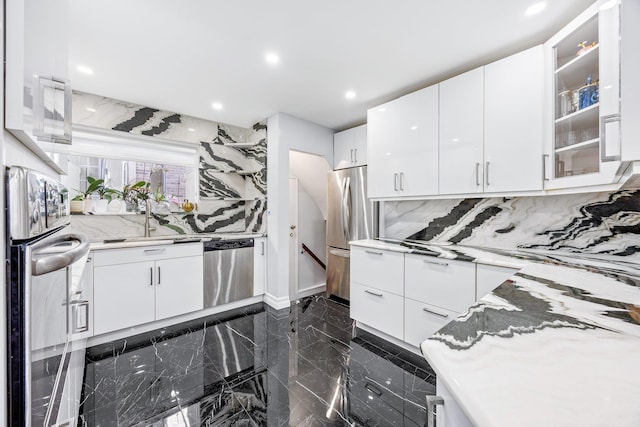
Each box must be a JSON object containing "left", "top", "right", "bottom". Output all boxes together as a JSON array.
[{"left": 28, "top": 233, "right": 89, "bottom": 427}]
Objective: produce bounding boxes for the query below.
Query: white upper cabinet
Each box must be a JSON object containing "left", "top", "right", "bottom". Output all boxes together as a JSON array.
[
  {"left": 367, "top": 84, "right": 439, "bottom": 198},
  {"left": 439, "top": 67, "right": 485, "bottom": 195},
  {"left": 543, "top": 0, "right": 623, "bottom": 190},
  {"left": 484, "top": 46, "right": 544, "bottom": 193},
  {"left": 5, "top": 0, "right": 71, "bottom": 173},
  {"left": 334, "top": 124, "right": 367, "bottom": 169},
  {"left": 621, "top": 0, "right": 640, "bottom": 162}
]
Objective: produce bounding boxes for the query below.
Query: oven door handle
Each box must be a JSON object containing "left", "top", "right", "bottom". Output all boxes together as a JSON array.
[{"left": 31, "top": 233, "right": 90, "bottom": 276}]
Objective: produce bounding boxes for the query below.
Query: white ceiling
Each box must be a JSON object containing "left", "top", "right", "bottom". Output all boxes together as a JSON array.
[{"left": 69, "top": 0, "right": 593, "bottom": 131}]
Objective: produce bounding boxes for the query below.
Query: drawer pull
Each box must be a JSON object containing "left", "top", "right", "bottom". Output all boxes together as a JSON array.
[
  {"left": 365, "top": 290, "right": 383, "bottom": 297},
  {"left": 144, "top": 248, "right": 166, "bottom": 254},
  {"left": 426, "top": 395, "right": 445, "bottom": 427},
  {"left": 423, "top": 259, "right": 448, "bottom": 267},
  {"left": 365, "top": 250, "right": 383, "bottom": 256},
  {"left": 422, "top": 307, "right": 449, "bottom": 318}
]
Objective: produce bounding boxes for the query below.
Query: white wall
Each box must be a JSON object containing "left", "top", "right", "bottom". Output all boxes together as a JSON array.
[
  {"left": 266, "top": 113, "right": 333, "bottom": 308},
  {"left": 296, "top": 182, "right": 327, "bottom": 295},
  {"left": 289, "top": 150, "right": 331, "bottom": 218}
]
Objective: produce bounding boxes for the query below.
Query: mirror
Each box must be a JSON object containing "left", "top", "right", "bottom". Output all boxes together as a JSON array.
[{"left": 64, "top": 155, "right": 196, "bottom": 204}]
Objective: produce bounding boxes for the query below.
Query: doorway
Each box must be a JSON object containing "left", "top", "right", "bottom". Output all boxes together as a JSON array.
[{"left": 288, "top": 150, "right": 331, "bottom": 300}]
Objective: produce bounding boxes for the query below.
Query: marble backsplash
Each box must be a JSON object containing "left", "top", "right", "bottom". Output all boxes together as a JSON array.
[
  {"left": 72, "top": 92, "right": 267, "bottom": 235},
  {"left": 383, "top": 189, "right": 640, "bottom": 260}
]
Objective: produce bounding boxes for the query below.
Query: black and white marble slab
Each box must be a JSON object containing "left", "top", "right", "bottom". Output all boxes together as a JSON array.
[
  {"left": 72, "top": 92, "right": 268, "bottom": 236},
  {"left": 384, "top": 189, "right": 640, "bottom": 261}
]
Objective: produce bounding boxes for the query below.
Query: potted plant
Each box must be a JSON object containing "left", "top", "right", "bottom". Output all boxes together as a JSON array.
[
  {"left": 117, "top": 180, "right": 150, "bottom": 213},
  {"left": 77, "top": 176, "right": 104, "bottom": 213}
]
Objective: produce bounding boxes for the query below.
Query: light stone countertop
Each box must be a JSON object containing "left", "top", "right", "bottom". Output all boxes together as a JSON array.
[{"left": 349, "top": 238, "right": 640, "bottom": 426}]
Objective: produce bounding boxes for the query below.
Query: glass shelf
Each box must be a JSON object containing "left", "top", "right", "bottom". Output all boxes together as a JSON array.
[{"left": 555, "top": 138, "right": 599, "bottom": 154}]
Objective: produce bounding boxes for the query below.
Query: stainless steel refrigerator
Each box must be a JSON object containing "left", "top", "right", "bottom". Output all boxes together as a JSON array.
[{"left": 326, "top": 166, "right": 376, "bottom": 301}]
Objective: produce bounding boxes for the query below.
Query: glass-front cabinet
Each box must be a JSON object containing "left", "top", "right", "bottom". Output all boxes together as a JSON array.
[{"left": 544, "top": 0, "right": 622, "bottom": 189}]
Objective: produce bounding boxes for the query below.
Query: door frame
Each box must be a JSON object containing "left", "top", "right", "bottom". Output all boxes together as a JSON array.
[{"left": 288, "top": 177, "right": 299, "bottom": 300}]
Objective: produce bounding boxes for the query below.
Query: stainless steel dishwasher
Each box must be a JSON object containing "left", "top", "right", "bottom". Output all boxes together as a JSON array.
[{"left": 203, "top": 238, "right": 254, "bottom": 307}]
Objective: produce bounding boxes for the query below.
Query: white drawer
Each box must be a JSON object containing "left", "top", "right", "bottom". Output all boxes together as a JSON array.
[
  {"left": 93, "top": 242, "right": 203, "bottom": 266},
  {"left": 351, "top": 246, "right": 404, "bottom": 295},
  {"left": 404, "top": 298, "right": 458, "bottom": 348},
  {"left": 351, "top": 282, "right": 404, "bottom": 339},
  {"left": 404, "top": 254, "right": 475, "bottom": 312},
  {"left": 476, "top": 264, "right": 519, "bottom": 300}
]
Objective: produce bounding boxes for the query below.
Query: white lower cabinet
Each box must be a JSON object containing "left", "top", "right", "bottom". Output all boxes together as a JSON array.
[
  {"left": 351, "top": 246, "right": 404, "bottom": 294},
  {"left": 94, "top": 261, "right": 156, "bottom": 335},
  {"left": 435, "top": 378, "right": 473, "bottom": 427},
  {"left": 93, "top": 243, "right": 203, "bottom": 335},
  {"left": 155, "top": 255, "right": 203, "bottom": 320},
  {"left": 253, "top": 237, "right": 266, "bottom": 296},
  {"left": 476, "top": 264, "right": 519, "bottom": 300},
  {"left": 404, "top": 299, "right": 457, "bottom": 347},
  {"left": 351, "top": 282, "right": 404, "bottom": 339},
  {"left": 404, "top": 255, "right": 476, "bottom": 313},
  {"left": 351, "top": 245, "right": 522, "bottom": 351}
]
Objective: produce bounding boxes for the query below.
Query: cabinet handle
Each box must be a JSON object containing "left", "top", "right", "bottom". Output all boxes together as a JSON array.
[
  {"left": 350, "top": 149, "right": 354, "bottom": 163},
  {"left": 399, "top": 172, "right": 405, "bottom": 191},
  {"left": 71, "top": 300, "right": 90, "bottom": 333},
  {"left": 422, "top": 307, "right": 449, "bottom": 318},
  {"left": 543, "top": 154, "right": 549, "bottom": 181},
  {"left": 261, "top": 241, "right": 265, "bottom": 256},
  {"left": 426, "top": 395, "right": 445, "bottom": 427},
  {"left": 364, "top": 382, "right": 382, "bottom": 396},
  {"left": 149, "top": 267, "right": 153, "bottom": 286},
  {"left": 475, "top": 162, "right": 481, "bottom": 186},
  {"left": 423, "top": 259, "right": 448, "bottom": 267},
  {"left": 365, "top": 290, "right": 383, "bottom": 297},
  {"left": 32, "top": 75, "right": 72, "bottom": 144},
  {"left": 365, "top": 250, "right": 383, "bottom": 256},
  {"left": 485, "top": 161, "right": 490, "bottom": 187},
  {"left": 600, "top": 114, "right": 622, "bottom": 162},
  {"left": 354, "top": 148, "right": 358, "bottom": 163},
  {"left": 144, "top": 248, "right": 166, "bottom": 254},
  {"left": 157, "top": 266, "right": 161, "bottom": 285},
  {"left": 393, "top": 173, "right": 398, "bottom": 191}
]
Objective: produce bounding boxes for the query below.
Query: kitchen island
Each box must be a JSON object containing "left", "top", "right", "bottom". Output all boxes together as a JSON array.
[{"left": 417, "top": 245, "right": 640, "bottom": 426}]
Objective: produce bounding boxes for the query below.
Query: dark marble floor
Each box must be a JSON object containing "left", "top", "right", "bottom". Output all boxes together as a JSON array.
[{"left": 78, "top": 296, "right": 436, "bottom": 426}]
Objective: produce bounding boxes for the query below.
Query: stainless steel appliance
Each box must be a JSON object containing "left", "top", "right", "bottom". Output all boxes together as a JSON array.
[
  {"left": 203, "top": 238, "right": 254, "bottom": 307},
  {"left": 6, "top": 167, "right": 91, "bottom": 426},
  {"left": 326, "top": 166, "right": 376, "bottom": 301}
]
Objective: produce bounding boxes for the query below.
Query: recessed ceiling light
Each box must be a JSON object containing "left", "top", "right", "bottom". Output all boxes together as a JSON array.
[
  {"left": 86, "top": 107, "right": 96, "bottom": 113},
  {"left": 188, "top": 128, "right": 196, "bottom": 132},
  {"left": 525, "top": 2, "right": 546, "bottom": 16},
  {"left": 265, "top": 52, "right": 279, "bottom": 65},
  {"left": 345, "top": 90, "right": 356, "bottom": 100},
  {"left": 77, "top": 65, "right": 94, "bottom": 75},
  {"left": 410, "top": 126, "right": 418, "bottom": 131},
  {"left": 211, "top": 102, "right": 223, "bottom": 111}
]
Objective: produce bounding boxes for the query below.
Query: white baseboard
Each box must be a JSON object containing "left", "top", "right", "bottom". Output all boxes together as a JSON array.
[
  {"left": 356, "top": 322, "right": 423, "bottom": 356},
  {"left": 296, "top": 283, "right": 326, "bottom": 299},
  {"left": 263, "top": 292, "right": 291, "bottom": 310}
]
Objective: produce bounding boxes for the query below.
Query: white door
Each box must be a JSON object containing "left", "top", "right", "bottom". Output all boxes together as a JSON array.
[
  {"left": 352, "top": 124, "right": 367, "bottom": 167},
  {"left": 484, "top": 46, "right": 544, "bottom": 192},
  {"left": 333, "top": 128, "right": 356, "bottom": 170},
  {"left": 155, "top": 256, "right": 204, "bottom": 320},
  {"left": 439, "top": 67, "right": 485, "bottom": 195},
  {"left": 289, "top": 177, "right": 299, "bottom": 299},
  {"left": 367, "top": 85, "right": 439, "bottom": 198},
  {"left": 93, "top": 261, "right": 156, "bottom": 335}
]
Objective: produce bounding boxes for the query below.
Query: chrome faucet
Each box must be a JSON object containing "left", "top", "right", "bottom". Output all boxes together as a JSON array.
[{"left": 144, "top": 199, "right": 156, "bottom": 237}]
